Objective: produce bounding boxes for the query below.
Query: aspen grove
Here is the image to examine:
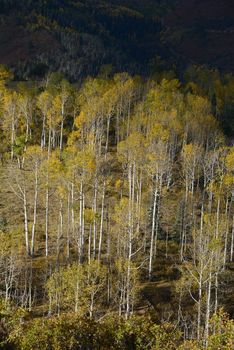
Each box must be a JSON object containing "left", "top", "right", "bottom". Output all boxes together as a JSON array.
[{"left": 0, "top": 66, "right": 233, "bottom": 349}]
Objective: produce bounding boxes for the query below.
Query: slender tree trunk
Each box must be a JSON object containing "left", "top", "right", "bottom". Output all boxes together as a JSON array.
[
  {"left": 41, "top": 115, "right": 46, "bottom": 149},
  {"left": 231, "top": 214, "right": 234, "bottom": 262},
  {"left": 56, "top": 200, "right": 63, "bottom": 265},
  {"left": 59, "top": 104, "right": 64, "bottom": 158},
  {"left": 75, "top": 279, "right": 80, "bottom": 313},
  {"left": 126, "top": 163, "right": 135, "bottom": 318},
  {"left": 205, "top": 271, "right": 212, "bottom": 347},
  {"left": 79, "top": 181, "right": 84, "bottom": 261},
  {"left": 98, "top": 182, "right": 105, "bottom": 262},
  {"left": 105, "top": 115, "right": 110, "bottom": 156},
  {"left": 82, "top": 192, "right": 85, "bottom": 258},
  {"left": 197, "top": 205, "right": 204, "bottom": 341},
  {"left": 11, "top": 114, "right": 15, "bottom": 161},
  {"left": 59, "top": 118, "right": 64, "bottom": 156},
  {"left": 88, "top": 224, "right": 92, "bottom": 264},
  {"left": 223, "top": 197, "right": 231, "bottom": 265},
  {"left": 197, "top": 276, "right": 202, "bottom": 341},
  {"left": 45, "top": 175, "right": 49, "bottom": 257},
  {"left": 48, "top": 127, "right": 51, "bottom": 156},
  {"left": 66, "top": 188, "right": 70, "bottom": 260},
  {"left": 31, "top": 163, "right": 38, "bottom": 256},
  {"left": 23, "top": 189, "right": 30, "bottom": 255},
  {"left": 71, "top": 182, "right": 75, "bottom": 241},
  {"left": 154, "top": 175, "right": 162, "bottom": 257},
  {"left": 181, "top": 180, "right": 188, "bottom": 262},
  {"left": 149, "top": 183, "right": 157, "bottom": 279},
  {"left": 214, "top": 272, "right": 219, "bottom": 314},
  {"left": 28, "top": 259, "right": 33, "bottom": 311},
  {"left": 136, "top": 172, "right": 142, "bottom": 234},
  {"left": 93, "top": 183, "right": 97, "bottom": 258}
]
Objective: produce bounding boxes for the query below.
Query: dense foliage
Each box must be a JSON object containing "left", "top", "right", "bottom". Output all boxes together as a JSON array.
[
  {"left": 0, "top": 303, "right": 233, "bottom": 349},
  {"left": 0, "top": 65, "right": 233, "bottom": 348}
]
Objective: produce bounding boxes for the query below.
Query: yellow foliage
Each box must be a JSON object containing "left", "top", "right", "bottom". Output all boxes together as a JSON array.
[
  {"left": 84, "top": 208, "right": 96, "bottom": 223},
  {"left": 150, "top": 123, "right": 169, "bottom": 142},
  {"left": 115, "top": 178, "right": 123, "bottom": 189},
  {"left": 225, "top": 148, "right": 234, "bottom": 171},
  {"left": 74, "top": 111, "right": 86, "bottom": 130},
  {"left": 117, "top": 132, "right": 146, "bottom": 164}
]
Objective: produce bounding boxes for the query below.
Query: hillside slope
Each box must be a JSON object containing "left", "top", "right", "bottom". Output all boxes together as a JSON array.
[
  {"left": 0, "top": 0, "right": 165, "bottom": 80},
  {"left": 1, "top": 0, "right": 234, "bottom": 80},
  {"left": 164, "top": 0, "right": 234, "bottom": 72}
]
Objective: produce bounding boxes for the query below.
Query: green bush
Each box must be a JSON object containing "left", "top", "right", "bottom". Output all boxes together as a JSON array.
[{"left": 9, "top": 314, "right": 182, "bottom": 350}]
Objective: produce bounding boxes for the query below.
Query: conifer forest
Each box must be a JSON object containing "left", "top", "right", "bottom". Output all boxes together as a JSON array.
[{"left": 0, "top": 1, "right": 234, "bottom": 349}]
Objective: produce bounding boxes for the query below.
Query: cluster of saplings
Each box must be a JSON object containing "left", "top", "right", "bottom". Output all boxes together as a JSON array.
[{"left": 0, "top": 64, "right": 234, "bottom": 348}]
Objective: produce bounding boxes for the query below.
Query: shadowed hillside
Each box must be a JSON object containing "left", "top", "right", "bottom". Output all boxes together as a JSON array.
[
  {"left": 164, "top": 0, "right": 234, "bottom": 72},
  {"left": 1, "top": 0, "right": 234, "bottom": 80}
]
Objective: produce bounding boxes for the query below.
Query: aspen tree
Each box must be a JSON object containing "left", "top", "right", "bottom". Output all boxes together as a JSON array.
[
  {"left": 180, "top": 143, "right": 203, "bottom": 261},
  {"left": 178, "top": 215, "right": 225, "bottom": 341},
  {"left": 2, "top": 91, "right": 19, "bottom": 161},
  {"left": 146, "top": 123, "right": 170, "bottom": 277},
  {"left": 6, "top": 163, "right": 31, "bottom": 255},
  {"left": 17, "top": 83, "right": 35, "bottom": 148},
  {"left": 0, "top": 231, "right": 20, "bottom": 303},
  {"left": 50, "top": 79, "right": 71, "bottom": 157},
  {"left": 118, "top": 132, "right": 146, "bottom": 317},
  {"left": 24, "top": 146, "right": 44, "bottom": 256},
  {"left": 41, "top": 151, "right": 63, "bottom": 257},
  {"left": 37, "top": 91, "right": 53, "bottom": 151},
  {"left": 224, "top": 146, "right": 234, "bottom": 261},
  {"left": 114, "top": 258, "right": 139, "bottom": 317},
  {"left": 46, "top": 260, "right": 107, "bottom": 317}
]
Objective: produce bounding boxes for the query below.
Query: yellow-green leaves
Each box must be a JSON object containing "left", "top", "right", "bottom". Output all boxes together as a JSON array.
[{"left": 117, "top": 132, "right": 146, "bottom": 165}]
